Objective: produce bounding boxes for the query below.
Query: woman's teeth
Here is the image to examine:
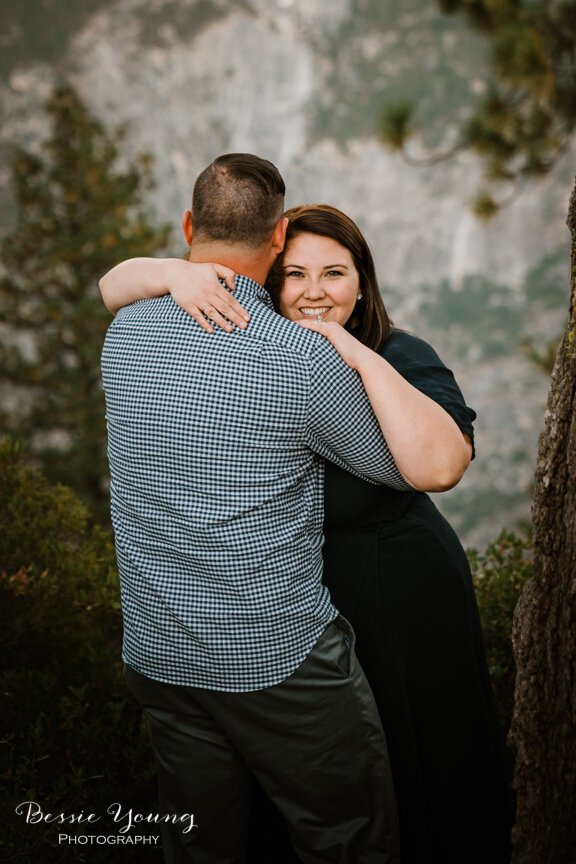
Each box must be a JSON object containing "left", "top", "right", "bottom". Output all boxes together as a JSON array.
[{"left": 300, "top": 307, "right": 330, "bottom": 316}]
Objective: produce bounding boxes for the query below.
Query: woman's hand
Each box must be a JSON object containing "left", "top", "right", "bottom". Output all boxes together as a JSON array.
[
  {"left": 168, "top": 262, "right": 249, "bottom": 333},
  {"left": 297, "top": 319, "right": 370, "bottom": 370}
]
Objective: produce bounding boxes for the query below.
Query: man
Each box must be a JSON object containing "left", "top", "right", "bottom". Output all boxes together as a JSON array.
[{"left": 101, "top": 154, "right": 405, "bottom": 864}]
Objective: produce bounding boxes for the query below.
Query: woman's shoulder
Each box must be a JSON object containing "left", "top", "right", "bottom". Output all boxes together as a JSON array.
[
  {"left": 383, "top": 329, "right": 477, "bottom": 438},
  {"left": 382, "top": 329, "right": 445, "bottom": 369}
]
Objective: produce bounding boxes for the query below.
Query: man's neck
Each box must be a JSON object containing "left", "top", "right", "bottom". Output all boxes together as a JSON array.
[{"left": 188, "top": 242, "right": 271, "bottom": 286}]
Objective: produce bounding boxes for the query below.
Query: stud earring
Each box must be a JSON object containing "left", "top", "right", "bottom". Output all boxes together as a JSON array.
[{"left": 357, "top": 292, "right": 362, "bottom": 300}]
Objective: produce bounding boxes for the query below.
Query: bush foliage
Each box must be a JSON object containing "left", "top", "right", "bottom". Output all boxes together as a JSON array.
[
  {"left": 468, "top": 528, "right": 533, "bottom": 729},
  {"left": 0, "top": 442, "right": 156, "bottom": 863}
]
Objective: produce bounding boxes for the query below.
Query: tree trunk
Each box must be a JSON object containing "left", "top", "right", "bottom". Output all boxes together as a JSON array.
[{"left": 509, "top": 176, "right": 576, "bottom": 864}]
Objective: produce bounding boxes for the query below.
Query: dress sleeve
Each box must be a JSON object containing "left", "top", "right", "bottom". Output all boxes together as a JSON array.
[{"left": 382, "top": 330, "right": 477, "bottom": 455}]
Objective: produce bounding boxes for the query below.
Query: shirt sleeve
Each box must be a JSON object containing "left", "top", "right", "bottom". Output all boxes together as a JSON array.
[
  {"left": 383, "top": 331, "right": 476, "bottom": 456},
  {"left": 305, "top": 336, "right": 411, "bottom": 489}
]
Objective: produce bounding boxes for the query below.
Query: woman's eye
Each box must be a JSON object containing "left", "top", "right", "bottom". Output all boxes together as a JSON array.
[
  {"left": 326, "top": 270, "right": 343, "bottom": 277},
  {"left": 285, "top": 270, "right": 304, "bottom": 279}
]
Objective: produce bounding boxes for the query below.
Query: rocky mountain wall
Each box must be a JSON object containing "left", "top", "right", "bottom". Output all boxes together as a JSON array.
[{"left": 1, "top": 0, "right": 573, "bottom": 548}]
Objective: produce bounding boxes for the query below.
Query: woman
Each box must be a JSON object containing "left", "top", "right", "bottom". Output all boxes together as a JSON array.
[{"left": 100, "top": 205, "right": 512, "bottom": 864}]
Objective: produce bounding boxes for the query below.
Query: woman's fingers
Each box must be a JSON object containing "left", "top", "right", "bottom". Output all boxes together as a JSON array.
[
  {"left": 296, "top": 320, "right": 365, "bottom": 370},
  {"left": 210, "top": 266, "right": 251, "bottom": 326},
  {"left": 297, "top": 319, "right": 342, "bottom": 350},
  {"left": 191, "top": 309, "right": 216, "bottom": 334},
  {"left": 196, "top": 291, "right": 250, "bottom": 331},
  {"left": 297, "top": 319, "right": 335, "bottom": 336},
  {"left": 297, "top": 319, "right": 324, "bottom": 332},
  {"left": 200, "top": 304, "right": 234, "bottom": 333},
  {"left": 214, "top": 264, "right": 237, "bottom": 294},
  {"left": 214, "top": 292, "right": 251, "bottom": 328}
]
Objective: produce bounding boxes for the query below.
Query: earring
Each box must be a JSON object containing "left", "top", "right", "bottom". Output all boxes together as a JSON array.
[{"left": 357, "top": 293, "right": 362, "bottom": 300}]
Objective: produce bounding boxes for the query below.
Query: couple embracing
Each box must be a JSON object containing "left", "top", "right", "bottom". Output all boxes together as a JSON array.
[{"left": 100, "top": 153, "right": 511, "bottom": 863}]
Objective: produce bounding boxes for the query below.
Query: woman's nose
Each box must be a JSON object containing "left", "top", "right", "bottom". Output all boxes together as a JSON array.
[{"left": 304, "top": 277, "right": 325, "bottom": 299}]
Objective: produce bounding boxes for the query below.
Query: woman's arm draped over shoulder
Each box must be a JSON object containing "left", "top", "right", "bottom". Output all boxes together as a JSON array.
[
  {"left": 299, "top": 321, "right": 473, "bottom": 492},
  {"left": 99, "top": 257, "right": 248, "bottom": 333}
]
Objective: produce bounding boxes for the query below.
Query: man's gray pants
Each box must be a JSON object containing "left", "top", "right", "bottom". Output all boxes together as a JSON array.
[{"left": 124, "top": 615, "right": 400, "bottom": 864}]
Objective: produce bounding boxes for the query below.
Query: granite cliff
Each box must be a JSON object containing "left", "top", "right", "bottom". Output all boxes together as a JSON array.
[{"left": 1, "top": 0, "right": 573, "bottom": 547}]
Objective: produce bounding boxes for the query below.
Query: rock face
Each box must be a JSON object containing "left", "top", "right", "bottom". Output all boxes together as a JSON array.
[{"left": 0, "top": 0, "right": 572, "bottom": 548}]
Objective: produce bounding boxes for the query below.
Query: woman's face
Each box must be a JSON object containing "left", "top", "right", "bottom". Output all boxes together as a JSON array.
[{"left": 279, "top": 233, "right": 360, "bottom": 327}]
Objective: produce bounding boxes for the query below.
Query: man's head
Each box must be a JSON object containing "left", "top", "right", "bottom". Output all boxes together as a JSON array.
[
  {"left": 183, "top": 154, "right": 287, "bottom": 283},
  {"left": 191, "top": 153, "right": 285, "bottom": 248}
]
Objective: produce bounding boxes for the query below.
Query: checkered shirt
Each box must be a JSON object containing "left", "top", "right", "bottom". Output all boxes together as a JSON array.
[{"left": 101, "top": 275, "right": 408, "bottom": 691}]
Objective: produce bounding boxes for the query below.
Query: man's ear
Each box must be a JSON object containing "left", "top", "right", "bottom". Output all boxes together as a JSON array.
[
  {"left": 182, "top": 210, "right": 194, "bottom": 246},
  {"left": 271, "top": 217, "right": 288, "bottom": 254}
]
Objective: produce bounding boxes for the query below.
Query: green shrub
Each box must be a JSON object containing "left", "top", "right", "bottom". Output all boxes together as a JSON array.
[
  {"left": 468, "top": 528, "right": 533, "bottom": 730},
  {"left": 0, "top": 441, "right": 156, "bottom": 863}
]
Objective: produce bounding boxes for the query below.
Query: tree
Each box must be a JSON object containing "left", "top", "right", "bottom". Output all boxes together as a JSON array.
[
  {"left": 378, "top": 0, "right": 576, "bottom": 217},
  {"left": 0, "top": 83, "right": 170, "bottom": 523},
  {"left": 508, "top": 177, "right": 576, "bottom": 863}
]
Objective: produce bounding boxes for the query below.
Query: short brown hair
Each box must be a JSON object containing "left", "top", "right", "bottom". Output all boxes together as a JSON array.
[
  {"left": 192, "top": 154, "right": 285, "bottom": 249},
  {"left": 266, "top": 204, "right": 393, "bottom": 352}
]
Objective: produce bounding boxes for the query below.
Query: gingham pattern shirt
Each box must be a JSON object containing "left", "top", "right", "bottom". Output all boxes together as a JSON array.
[{"left": 102, "top": 275, "right": 408, "bottom": 691}]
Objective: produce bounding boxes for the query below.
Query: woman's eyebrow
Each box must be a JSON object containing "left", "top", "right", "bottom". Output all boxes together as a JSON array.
[{"left": 283, "top": 262, "right": 350, "bottom": 269}]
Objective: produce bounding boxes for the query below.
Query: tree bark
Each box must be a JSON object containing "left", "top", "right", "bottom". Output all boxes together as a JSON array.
[{"left": 509, "top": 176, "right": 576, "bottom": 864}]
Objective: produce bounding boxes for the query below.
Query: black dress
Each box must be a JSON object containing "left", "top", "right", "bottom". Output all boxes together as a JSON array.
[{"left": 247, "top": 330, "right": 512, "bottom": 864}]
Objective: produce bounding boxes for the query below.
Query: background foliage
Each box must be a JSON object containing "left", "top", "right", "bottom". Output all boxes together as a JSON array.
[
  {"left": 469, "top": 529, "right": 533, "bottom": 729},
  {"left": 0, "top": 83, "right": 170, "bottom": 524},
  {"left": 379, "top": 0, "right": 576, "bottom": 216},
  {"left": 0, "top": 442, "right": 157, "bottom": 863}
]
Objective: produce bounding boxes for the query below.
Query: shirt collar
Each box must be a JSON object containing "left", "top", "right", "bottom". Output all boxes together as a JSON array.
[{"left": 233, "top": 274, "right": 275, "bottom": 310}]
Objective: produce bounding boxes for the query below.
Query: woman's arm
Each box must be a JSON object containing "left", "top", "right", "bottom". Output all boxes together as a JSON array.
[
  {"left": 299, "top": 320, "right": 472, "bottom": 492},
  {"left": 99, "top": 258, "right": 250, "bottom": 333}
]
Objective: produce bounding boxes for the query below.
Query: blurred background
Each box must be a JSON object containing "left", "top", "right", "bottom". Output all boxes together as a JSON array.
[{"left": 1, "top": 0, "right": 574, "bottom": 548}]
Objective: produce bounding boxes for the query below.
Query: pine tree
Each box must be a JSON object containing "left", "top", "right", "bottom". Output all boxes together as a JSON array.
[
  {"left": 378, "top": 0, "right": 576, "bottom": 217},
  {"left": 0, "top": 82, "right": 171, "bottom": 523}
]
